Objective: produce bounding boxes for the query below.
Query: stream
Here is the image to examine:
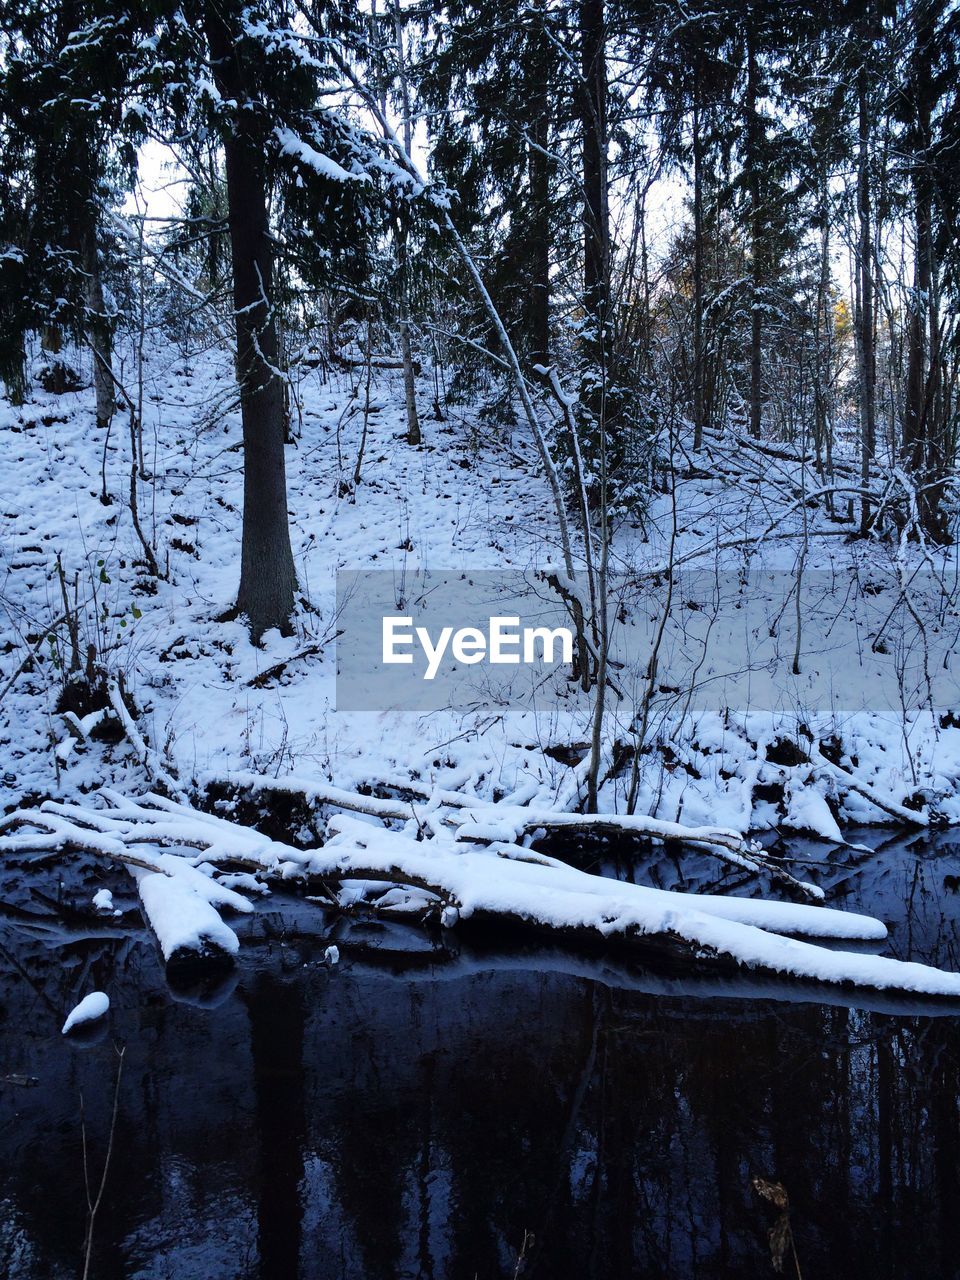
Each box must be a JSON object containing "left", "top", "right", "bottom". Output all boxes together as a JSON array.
[{"left": 2, "top": 829, "right": 960, "bottom": 1278}]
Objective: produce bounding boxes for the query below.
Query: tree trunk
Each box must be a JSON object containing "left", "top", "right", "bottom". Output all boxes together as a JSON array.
[
  {"left": 902, "top": 0, "right": 948, "bottom": 542},
  {"left": 745, "top": 25, "right": 763, "bottom": 440},
  {"left": 812, "top": 167, "right": 833, "bottom": 494},
  {"left": 3, "top": 335, "right": 27, "bottom": 407},
  {"left": 83, "top": 229, "right": 115, "bottom": 429},
  {"left": 692, "top": 95, "right": 705, "bottom": 450},
  {"left": 399, "top": 316, "right": 420, "bottom": 445},
  {"left": 41, "top": 324, "right": 67, "bottom": 396},
  {"left": 579, "top": 0, "right": 614, "bottom": 477},
  {"left": 204, "top": 0, "right": 298, "bottom": 641},
  {"left": 581, "top": 0, "right": 609, "bottom": 337},
  {"left": 856, "top": 64, "right": 876, "bottom": 534},
  {"left": 527, "top": 1, "right": 551, "bottom": 368},
  {"left": 391, "top": 0, "right": 421, "bottom": 446}
]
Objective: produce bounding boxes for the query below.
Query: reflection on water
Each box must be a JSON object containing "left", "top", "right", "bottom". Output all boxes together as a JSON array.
[{"left": 2, "top": 830, "right": 960, "bottom": 1279}]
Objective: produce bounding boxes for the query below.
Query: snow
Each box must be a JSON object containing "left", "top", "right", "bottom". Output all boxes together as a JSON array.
[
  {"left": 2, "top": 333, "right": 955, "bottom": 848},
  {"left": 324, "top": 945, "right": 340, "bottom": 965},
  {"left": 131, "top": 865, "right": 241, "bottom": 961},
  {"left": 317, "top": 817, "right": 960, "bottom": 996},
  {"left": 783, "top": 783, "right": 844, "bottom": 844},
  {"left": 92, "top": 887, "right": 115, "bottom": 911},
  {"left": 61, "top": 991, "right": 109, "bottom": 1034},
  {"left": 274, "top": 128, "right": 367, "bottom": 184},
  {"left": 2, "top": 331, "right": 960, "bottom": 997}
]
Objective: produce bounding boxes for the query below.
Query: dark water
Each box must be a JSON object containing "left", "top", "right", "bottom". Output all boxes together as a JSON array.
[{"left": 3, "top": 832, "right": 960, "bottom": 1279}]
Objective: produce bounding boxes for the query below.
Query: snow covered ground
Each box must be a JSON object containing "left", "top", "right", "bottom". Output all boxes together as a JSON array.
[
  {"left": 5, "top": 335, "right": 960, "bottom": 994},
  {"left": 2, "top": 333, "right": 959, "bottom": 840}
]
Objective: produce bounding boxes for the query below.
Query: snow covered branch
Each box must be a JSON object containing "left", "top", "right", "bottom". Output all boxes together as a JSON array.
[{"left": 3, "top": 785, "right": 960, "bottom": 999}]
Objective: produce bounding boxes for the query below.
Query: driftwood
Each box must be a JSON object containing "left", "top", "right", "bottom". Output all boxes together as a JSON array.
[
  {"left": 1, "top": 775, "right": 957, "bottom": 996},
  {"left": 208, "top": 770, "right": 824, "bottom": 902}
]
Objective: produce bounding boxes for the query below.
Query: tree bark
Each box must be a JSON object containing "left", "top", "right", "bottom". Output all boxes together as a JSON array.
[
  {"left": 391, "top": 0, "right": 421, "bottom": 446},
  {"left": 812, "top": 166, "right": 833, "bottom": 494},
  {"left": 41, "top": 324, "right": 67, "bottom": 396},
  {"left": 856, "top": 63, "right": 876, "bottom": 534},
  {"left": 527, "top": 1, "right": 551, "bottom": 367},
  {"left": 3, "top": 335, "right": 27, "bottom": 407},
  {"left": 83, "top": 229, "right": 115, "bottom": 430},
  {"left": 745, "top": 25, "right": 763, "bottom": 440},
  {"left": 581, "top": 0, "right": 609, "bottom": 339},
  {"left": 902, "top": 0, "right": 948, "bottom": 542},
  {"left": 578, "top": 0, "right": 616, "bottom": 481},
  {"left": 692, "top": 95, "right": 705, "bottom": 450},
  {"left": 204, "top": 0, "right": 298, "bottom": 641}
]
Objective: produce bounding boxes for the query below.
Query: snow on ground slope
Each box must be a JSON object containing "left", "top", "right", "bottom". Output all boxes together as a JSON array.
[
  {"left": 1, "top": 333, "right": 959, "bottom": 837},
  {"left": 0, "top": 336, "right": 566, "bottom": 806}
]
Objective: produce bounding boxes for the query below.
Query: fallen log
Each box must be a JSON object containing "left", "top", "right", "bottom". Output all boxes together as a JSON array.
[
  {"left": 2, "top": 788, "right": 959, "bottom": 998},
  {"left": 452, "top": 804, "right": 823, "bottom": 902},
  {"left": 810, "top": 752, "right": 929, "bottom": 828}
]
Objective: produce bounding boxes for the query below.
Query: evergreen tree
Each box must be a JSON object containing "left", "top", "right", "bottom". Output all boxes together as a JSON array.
[{"left": 0, "top": 0, "right": 135, "bottom": 417}]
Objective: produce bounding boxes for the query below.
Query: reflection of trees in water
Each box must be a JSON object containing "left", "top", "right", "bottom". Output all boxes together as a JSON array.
[
  {"left": 244, "top": 972, "right": 306, "bottom": 1279},
  {"left": 538, "top": 999, "right": 960, "bottom": 1280},
  {"left": 316, "top": 1016, "right": 415, "bottom": 1277},
  {"left": 285, "top": 972, "right": 960, "bottom": 1280},
  {"left": 301, "top": 973, "right": 598, "bottom": 1280},
  {"left": 2, "top": 923, "right": 960, "bottom": 1277}
]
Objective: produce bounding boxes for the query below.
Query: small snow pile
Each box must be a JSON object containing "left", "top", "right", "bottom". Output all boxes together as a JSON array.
[
  {"left": 62, "top": 991, "right": 109, "bottom": 1035},
  {"left": 92, "top": 888, "right": 115, "bottom": 912},
  {"left": 324, "top": 945, "right": 340, "bottom": 966},
  {"left": 783, "top": 784, "right": 844, "bottom": 845}
]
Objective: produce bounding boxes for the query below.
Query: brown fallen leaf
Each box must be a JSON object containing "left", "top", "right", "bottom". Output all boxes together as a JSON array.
[{"left": 752, "top": 1177, "right": 802, "bottom": 1278}]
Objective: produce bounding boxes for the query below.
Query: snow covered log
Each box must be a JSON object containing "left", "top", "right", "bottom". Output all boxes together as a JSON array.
[
  {"left": 0, "top": 799, "right": 252, "bottom": 966},
  {"left": 318, "top": 817, "right": 960, "bottom": 998},
  {"left": 2, "top": 787, "right": 960, "bottom": 997},
  {"left": 204, "top": 769, "right": 823, "bottom": 900},
  {"left": 130, "top": 864, "right": 242, "bottom": 964},
  {"left": 810, "top": 751, "right": 930, "bottom": 827}
]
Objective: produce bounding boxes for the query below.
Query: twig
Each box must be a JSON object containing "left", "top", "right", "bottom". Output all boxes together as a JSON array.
[
  {"left": 107, "top": 681, "right": 184, "bottom": 801},
  {"left": 81, "top": 1044, "right": 125, "bottom": 1280}
]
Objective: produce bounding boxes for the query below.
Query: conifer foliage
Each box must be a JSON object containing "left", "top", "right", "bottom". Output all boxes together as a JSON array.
[{"left": 1, "top": 0, "right": 959, "bottom": 641}]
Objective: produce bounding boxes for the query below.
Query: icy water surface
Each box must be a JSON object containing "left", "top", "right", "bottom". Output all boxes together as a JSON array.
[{"left": 2, "top": 831, "right": 960, "bottom": 1279}]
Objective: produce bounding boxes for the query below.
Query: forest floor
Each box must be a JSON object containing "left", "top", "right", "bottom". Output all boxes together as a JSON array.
[
  {"left": 5, "top": 336, "right": 960, "bottom": 992},
  {"left": 2, "top": 333, "right": 958, "bottom": 837}
]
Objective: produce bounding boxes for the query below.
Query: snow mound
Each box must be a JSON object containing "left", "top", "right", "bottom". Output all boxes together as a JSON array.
[{"left": 62, "top": 991, "right": 110, "bottom": 1035}]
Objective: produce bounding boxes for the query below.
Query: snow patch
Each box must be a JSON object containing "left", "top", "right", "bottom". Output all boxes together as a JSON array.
[{"left": 62, "top": 991, "right": 109, "bottom": 1034}]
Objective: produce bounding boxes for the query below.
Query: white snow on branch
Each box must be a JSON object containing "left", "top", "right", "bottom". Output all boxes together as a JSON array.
[
  {"left": 131, "top": 864, "right": 241, "bottom": 961},
  {"left": 274, "top": 128, "right": 369, "bottom": 184}
]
